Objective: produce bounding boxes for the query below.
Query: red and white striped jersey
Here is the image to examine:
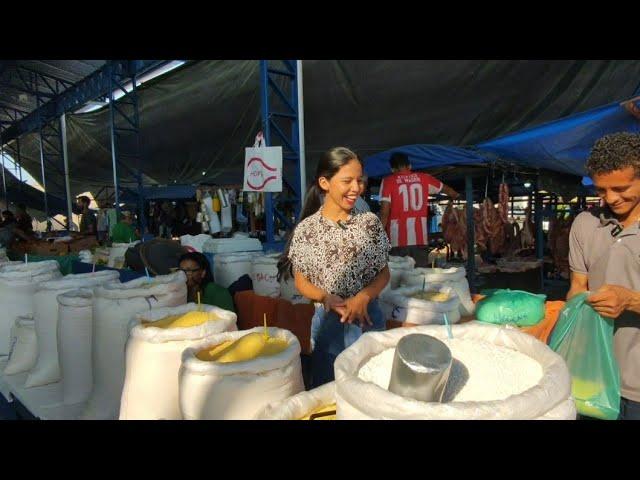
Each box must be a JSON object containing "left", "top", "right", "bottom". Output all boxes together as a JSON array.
[{"left": 379, "top": 170, "right": 443, "bottom": 247}]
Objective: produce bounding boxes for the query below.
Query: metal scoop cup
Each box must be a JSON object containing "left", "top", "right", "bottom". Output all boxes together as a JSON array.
[{"left": 388, "top": 333, "right": 452, "bottom": 403}]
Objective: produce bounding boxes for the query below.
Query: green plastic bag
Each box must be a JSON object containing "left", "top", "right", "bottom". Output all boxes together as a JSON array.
[
  {"left": 548, "top": 292, "right": 620, "bottom": 420},
  {"left": 476, "top": 289, "right": 546, "bottom": 327}
]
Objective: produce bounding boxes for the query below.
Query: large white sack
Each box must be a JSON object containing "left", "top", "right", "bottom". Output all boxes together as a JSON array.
[
  {"left": 179, "top": 234, "right": 213, "bottom": 253},
  {"left": 213, "top": 252, "right": 262, "bottom": 288},
  {"left": 386, "top": 255, "right": 416, "bottom": 290},
  {"left": 257, "top": 381, "right": 336, "bottom": 420},
  {"left": 108, "top": 241, "right": 139, "bottom": 268},
  {"left": 334, "top": 323, "right": 574, "bottom": 420},
  {"left": 251, "top": 253, "right": 280, "bottom": 298},
  {"left": 179, "top": 327, "right": 304, "bottom": 420},
  {"left": 119, "top": 303, "right": 237, "bottom": 420},
  {"left": 25, "top": 270, "right": 120, "bottom": 388},
  {"left": 80, "top": 271, "right": 187, "bottom": 420},
  {"left": 3, "top": 316, "right": 38, "bottom": 375},
  {"left": 380, "top": 285, "right": 461, "bottom": 325},
  {"left": 403, "top": 267, "right": 475, "bottom": 316},
  {"left": 57, "top": 289, "right": 95, "bottom": 405},
  {"left": 0, "top": 260, "right": 61, "bottom": 355}
]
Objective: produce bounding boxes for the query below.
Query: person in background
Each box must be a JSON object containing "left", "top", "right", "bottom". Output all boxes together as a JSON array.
[
  {"left": 354, "top": 174, "right": 371, "bottom": 212},
  {"left": 178, "top": 252, "right": 235, "bottom": 313},
  {"left": 379, "top": 152, "right": 459, "bottom": 267},
  {"left": 15, "top": 204, "right": 33, "bottom": 234},
  {"left": 0, "top": 210, "right": 15, "bottom": 228},
  {"left": 97, "top": 209, "right": 109, "bottom": 242},
  {"left": 567, "top": 132, "right": 640, "bottom": 420},
  {"left": 110, "top": 211, "right": 140, "bottom": 243},
  {"left": 77, "top": 196, "right": 97, "bottom": 236},
  {"left": 279, "top": 147, "right": 390, "bottom": 387}
]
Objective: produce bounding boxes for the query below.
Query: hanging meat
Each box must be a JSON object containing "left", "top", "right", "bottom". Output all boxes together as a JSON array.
[
  {"left": 548, "top": 213, "right": 573, "bottom": 279},
  {"left": 442, "top": 200, "right": 468, "bottom": 260},
  {"left": 498, "top": 183, "right": 510, "bottom": 224},
  {"left": 521, "top": 206, "right": 535, "bottom": 250}
]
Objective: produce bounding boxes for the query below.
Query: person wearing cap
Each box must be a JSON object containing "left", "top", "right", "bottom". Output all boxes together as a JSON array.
[{"left": 110, "top": 211, "right": 140, "bottom": 244}]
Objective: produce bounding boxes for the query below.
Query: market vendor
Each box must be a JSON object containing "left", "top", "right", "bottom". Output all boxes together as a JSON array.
[
  {"left": 178, "top": 252, "right": 235, "bottom": 313},
  {"left": 567, "top": 132, "right": 640, "bottom": 420},
  {"left": 77, "top": 196, "right": 97, "bottom": 236},
  {"left": 379, "top": 152, "right": 459, "bottom": 267},
  {"left": 15, "top": 204, "right": 33, "bottom": 234},
  {"left": 279, "top": 147, "right": 390, "bottom": 387},
  {"left": 110, "top": 211, "right": 140, "bottom": 243}
]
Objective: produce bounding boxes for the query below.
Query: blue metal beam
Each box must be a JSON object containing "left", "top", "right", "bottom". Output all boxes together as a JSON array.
[{"left": 1, "top": 60, "right": 165, "bottom": 145}]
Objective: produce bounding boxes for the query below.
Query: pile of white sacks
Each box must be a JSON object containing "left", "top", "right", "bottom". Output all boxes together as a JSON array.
[
  {"left": 1, "top": 262, "right": 305, "bottom": 420},
  {"left": 380, "top": 256, "right": 475, "bottom": 325}
]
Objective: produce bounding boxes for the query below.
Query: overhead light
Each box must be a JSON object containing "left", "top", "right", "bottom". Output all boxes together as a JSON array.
[
  {"left": 202, "top": 171, "right": 206, "bottom": 176},
  {"left": 524, "top": 182, "right": 532, "bottom": 188}
]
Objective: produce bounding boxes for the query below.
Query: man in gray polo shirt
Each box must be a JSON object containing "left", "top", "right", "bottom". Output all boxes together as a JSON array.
[{"left": 568, "top": 132, "right": 640, "bottom": 420}]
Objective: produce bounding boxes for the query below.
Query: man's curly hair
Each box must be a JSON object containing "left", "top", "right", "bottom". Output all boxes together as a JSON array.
[{"left": 586, "top": 132, "right": 640, "bottom": 177}]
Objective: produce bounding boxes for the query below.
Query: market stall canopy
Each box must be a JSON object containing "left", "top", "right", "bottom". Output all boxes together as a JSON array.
[
  {"left": 363, "top": 144, "right": 489, "bottom": 178},
  {"left": 4, "top": 60, "right": 640, "bottom": 202},
  {"left": 477, "top": 98, "right": 640, "bottom": 178}
]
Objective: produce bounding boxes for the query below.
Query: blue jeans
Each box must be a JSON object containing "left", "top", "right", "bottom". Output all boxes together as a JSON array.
[
  {"left": 619, "top": 397, "right": 640, "bottom": 420},
  {"left": 310, "top": 299, "right": 385, "bottom": 388}
]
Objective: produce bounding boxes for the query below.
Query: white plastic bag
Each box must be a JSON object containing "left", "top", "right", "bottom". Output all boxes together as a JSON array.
[
  {"left": 119, "top": 303, "right": 237, "bottom": 420},
  {"left": 57, "top": 289, "right": 95, "bottom": 405},
  {"left": 179, "top": 327, "right": 304, "bottom": 420},
  {"left": 403, "top": 267, "right": 475, "bottom": 316},
  {"left": 0, "top": 260, "right": 61, "bottom": 355},
  {"left": 257, "top": 381, "right": 336, "bottom": 420},
  {"left": 380, "top": 285, "right": 461, "bottom": 325},
  {"left": 334, "top": 323, "right": 574, "bottom": 420},
  {"left": 251, "top": 253, "right": 280, "bottom": 298},
  {"left": 80, "top": 272, "right": 187, "bottom": 420},
  {"left": 3, "top": 316, "right": 37, "bottom": 375},
  {"left": 25, "top": 270, "right": 120, "bottom": 388}
]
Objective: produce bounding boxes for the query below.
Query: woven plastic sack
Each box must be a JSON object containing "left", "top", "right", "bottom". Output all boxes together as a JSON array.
[
  {"left": 476, "top": 289, "right": 546, "bottom": 327},
  {"left": 548, "top": 292, "right": 620, "bottom": 420}
]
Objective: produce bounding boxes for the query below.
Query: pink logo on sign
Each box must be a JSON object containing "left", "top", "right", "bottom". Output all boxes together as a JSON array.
[{"left": 246, "top": 156, "right": 278, "bottom": 190}]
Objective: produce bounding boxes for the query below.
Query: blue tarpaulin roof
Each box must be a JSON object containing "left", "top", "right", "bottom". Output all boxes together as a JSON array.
[
  {"left": 365, "top": 99, "right": 640, "bottom": 181},
  {"left": 363, "top": 144, "right": 489, "bottom": 179},
  {"left": 477, "top": 100, "right": 640, "bottom": 178}
]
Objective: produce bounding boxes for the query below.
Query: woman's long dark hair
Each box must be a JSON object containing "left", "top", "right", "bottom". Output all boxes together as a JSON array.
[
  {"left": 179, "top": 251, "right": 214, "bottom": 286},
  {"left": 277, "top": 147, "right": 361, "bottom": 281}
]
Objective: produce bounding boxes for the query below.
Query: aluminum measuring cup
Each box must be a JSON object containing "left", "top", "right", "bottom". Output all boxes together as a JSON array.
[{"left": 388, "top": 333, "right": 452, "bottom": 403}]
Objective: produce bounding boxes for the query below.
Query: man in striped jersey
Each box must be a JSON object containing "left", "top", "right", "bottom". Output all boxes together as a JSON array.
[{"left": 379, "top": 152, "right": 459, "bottom": 267}]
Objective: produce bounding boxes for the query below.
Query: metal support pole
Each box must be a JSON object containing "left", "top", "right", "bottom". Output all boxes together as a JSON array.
[
  {"left": 0, "top": 131, "right": 7, "bottom": 209},
  {"left": 534, "top": 175, "right": 544, "bottom": 292},
  {"left": 259, "top": 61, "right": 274, "bottom": 243},
  {"left": 108, "top": 71, "right": 121, "bottom": 221},
  {"left": 38, "top": 129, "right": 49, "bottom": 223},
  {"left": 296, "top": 60, "right": 306, "bottom": 206},
  {"left": 15, "top": 138, "right": 23, "bottom": 190},
  {"left": 465, "top": 175, "right": 476, "bottom": 294},
  {"left": 60, "top": 114, "right": 73, "bottom": 230}
]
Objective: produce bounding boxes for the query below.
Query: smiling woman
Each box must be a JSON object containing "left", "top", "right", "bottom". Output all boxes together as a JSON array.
[{"left": 277, "top": 147, "right": 391, "bottom": 387}]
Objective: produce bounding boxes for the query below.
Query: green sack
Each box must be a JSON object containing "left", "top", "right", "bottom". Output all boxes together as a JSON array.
[
  {"left": 476, "top": 289, "right": 546, "bottom": 327},
  {"left": 548, "top": 292, "right": 620, "bottom": 420}
]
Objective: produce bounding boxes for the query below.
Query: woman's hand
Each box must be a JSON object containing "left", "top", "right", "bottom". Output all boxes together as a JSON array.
[
  {"left": 323, "top": 292, "right": 346, "bottom": 317},
  {"left": 340, "top": 292, "right": 372, "bottom": 327}
]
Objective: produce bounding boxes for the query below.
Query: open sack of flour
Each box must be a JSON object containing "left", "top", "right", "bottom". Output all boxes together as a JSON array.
[
  {"left": 3, "top": 316, "right": 37, "bottom": 375},
  {"left": 334, "top": 323, "right": 575, "bottom": 420},
  {"left": 179, "top": 326, "right": 303, "bottom": 419},
  {"left": 80, "top": 272, "right": 187, "bottom": 420},
  {"left": 57, "top": 289, "right": 96, "bottom": 406},
  {"left": 386, "top": 255, "right": 416, "bottom": 290},
  {"left": 0, "top": 260, "right": 61, "bottom": 355},
  {"left": 119, "top": 303, "right": 237, "bottom": 420},
  {"left": 25, "top": 270, "right": 120, "bottom": 388},
  {"left": 257, "top": 381, "right": 336, "bottom": 420},
  {"left": 380, "top": 285, "right": 461, "bottom": 325},
  {"left": 402, "top": 267, "right": 474, "bottom": 316}
]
